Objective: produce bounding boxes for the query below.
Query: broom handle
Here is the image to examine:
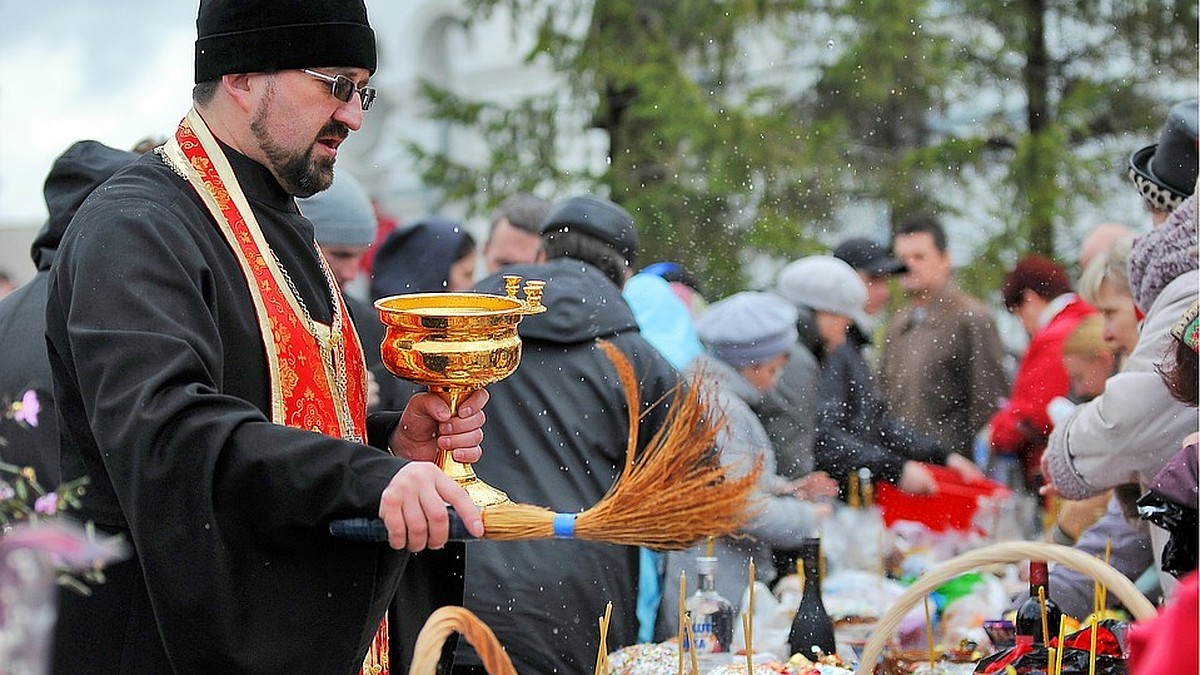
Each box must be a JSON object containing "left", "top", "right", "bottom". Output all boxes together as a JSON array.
[{"left": 330, "top": 508, "right": 476, "bottom": 542}]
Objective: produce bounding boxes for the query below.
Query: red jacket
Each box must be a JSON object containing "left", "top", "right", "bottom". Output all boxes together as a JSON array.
[
  {"left": 1129, "top": 571, "right": 1199, "bottom": 675},
  {"left": 989, "top": 295, "right": 1094, "bottom": 485}
]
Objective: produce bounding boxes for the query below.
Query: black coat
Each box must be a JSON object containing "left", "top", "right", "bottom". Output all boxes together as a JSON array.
[
  {"left": 456, "top": 259, "right": 681, "bottom": 674},
  {"left": 814, "top": 340, "right": 949, "bottom": 487},
  {"left": 45, "top": 145, "right": 449, "bottom": 674},
  {"left": 0, "top": 140, "right": 137, "bottom": 487}
]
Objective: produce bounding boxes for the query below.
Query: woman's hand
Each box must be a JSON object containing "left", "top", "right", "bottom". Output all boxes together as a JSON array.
[
  {"left": 945, "top": 452, "right": 985, "bottom": 483},
  {"left": 898, "top": 461, "right": 938, "bottom": 495},
  {"left": 785, "top": 471, "right": 839, "bottom": 501}
]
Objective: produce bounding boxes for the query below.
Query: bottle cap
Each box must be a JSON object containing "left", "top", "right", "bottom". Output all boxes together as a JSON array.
[
  {"left": 798, "top": 537, "right": 821, "bottom": 559},
  {"left": 695, "top": 556, "right": 718, "bottom": 575},
  {"left": 1029, "top": 560, "right": 1049, "bottom": 586}
]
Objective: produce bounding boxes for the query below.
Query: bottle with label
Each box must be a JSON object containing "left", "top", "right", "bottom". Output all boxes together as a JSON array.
[
  {"left": 786, "top": 537, "right": 837, "bottom": 660},
  {"left": 684, "top": 555, "right": 735, "bottom": 661},
  {"left": 1014, "top": 560, "right": 1063, "bottom": 647}
]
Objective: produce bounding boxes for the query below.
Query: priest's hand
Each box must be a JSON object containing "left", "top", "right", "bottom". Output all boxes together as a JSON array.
[
  {"left": 378, "top": 463, "right": 484, "bottom": 551},
  {"left": 390, "top": 389, "right": 489, "bottom": 464}
]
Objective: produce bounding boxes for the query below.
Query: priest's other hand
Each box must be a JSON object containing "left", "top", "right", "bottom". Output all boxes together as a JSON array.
[
  {"left": 390, "top": 388, "right": 489, "bottom": 464},
  {"left": 378, "top": 463, "right": 484, "bottom": 550}
]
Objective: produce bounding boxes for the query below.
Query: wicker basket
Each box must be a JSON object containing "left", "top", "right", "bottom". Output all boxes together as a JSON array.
[
  {"left": 853, "top": 540, "right": 1158, "bottom": 674},
  {"left": 409, "top": 606, "right": 518, "bottom": 675}
]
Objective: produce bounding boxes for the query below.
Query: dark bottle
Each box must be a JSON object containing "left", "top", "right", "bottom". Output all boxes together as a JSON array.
[
  {"left": 1014, "top": 560, "right": 1062, "bottom": 646},
  {"left": 786, "top": 537, "right": 837, "bottom": 660}
]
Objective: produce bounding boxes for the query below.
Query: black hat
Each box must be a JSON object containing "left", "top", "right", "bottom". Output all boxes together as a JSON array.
[
  {"left": 833, "top": 237, "right": 907, "bottom": 276},
  {"left": 195, "top": 0, "right": 377, "bottom": 83},
  {"left": 540, "top": 195, "right": 639, "bottom": 264},
  {"left": 1129, "top": 100, "right": 1198, "bottom": 212}
]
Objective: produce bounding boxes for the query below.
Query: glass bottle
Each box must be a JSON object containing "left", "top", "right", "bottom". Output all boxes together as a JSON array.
[
  {"left": 786, "top": 537, "right": 837, "bottom": 660},
  {"left": 1014, "top": 560, "right": 1063, "bottom": 646},
  {"left": 684, "top": 555, "right": 735, "bottom": 659}
]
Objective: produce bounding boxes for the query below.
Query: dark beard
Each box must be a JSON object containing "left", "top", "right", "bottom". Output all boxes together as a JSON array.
[{"left": 251, "top": 113, "right": 346, "bottom": 198}]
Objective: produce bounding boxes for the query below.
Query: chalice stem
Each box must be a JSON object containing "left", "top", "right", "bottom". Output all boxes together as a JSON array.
[
  {"left": 430, "top": 386, "right": 475, "bottom": 482},
  {"left": 429, "top": 385, "right": 511, "bottom": 507}
]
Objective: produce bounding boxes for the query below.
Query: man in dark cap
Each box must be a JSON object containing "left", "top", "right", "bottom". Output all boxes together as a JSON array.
[
  {"left": 453, "top": 195, "right": 681, "bottom": 674},
  {"left": 0, "top": 140, "right": 138, "bottom": 489},
  {"left": 45, "top": 2, "right": 488, "bottom": 673},
  {"left": 832, "top": 236, "right": 908, "bottom": 360}
]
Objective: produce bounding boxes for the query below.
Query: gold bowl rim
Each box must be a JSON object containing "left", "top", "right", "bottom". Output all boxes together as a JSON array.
[{"left": 374, "top": 292, "right": 527, "bottom": 317}]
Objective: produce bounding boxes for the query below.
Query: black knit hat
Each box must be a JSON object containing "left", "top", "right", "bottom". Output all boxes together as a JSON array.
[
  {"left": 194, "top": 0, "right": 377, "bottom": 83},
  {"left": 540, "top": 195, "right": 639, "bottom": 264}
]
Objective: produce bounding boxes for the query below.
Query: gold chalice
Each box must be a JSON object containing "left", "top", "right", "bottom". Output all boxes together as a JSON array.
[{"left": 375, "top": 275, "right": 546, "bottom": 507}]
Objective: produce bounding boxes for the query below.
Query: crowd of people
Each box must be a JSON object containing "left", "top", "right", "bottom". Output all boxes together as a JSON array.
[{"left": 0, "top": 1, "right": 1194, "bottom": 674}]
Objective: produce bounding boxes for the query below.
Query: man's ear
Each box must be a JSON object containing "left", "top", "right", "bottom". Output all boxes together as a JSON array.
[{"left": 221, "top": 73, "right": 257, "bottom": 112}]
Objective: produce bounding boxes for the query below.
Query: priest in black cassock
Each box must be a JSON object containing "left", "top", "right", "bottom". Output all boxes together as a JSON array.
[{"left": 44, "top": 2, "right": 488, "bottom": 674}]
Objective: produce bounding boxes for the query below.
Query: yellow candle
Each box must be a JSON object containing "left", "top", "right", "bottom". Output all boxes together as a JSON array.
[
  {"left": 685, "top": 621, "right": 700, "bottom": 674},
  {"left": 747, "top": 559, "right": 756, "bottom": 667},
  {"left": 924, "top": 595, "right": 936, "bottom": 669},
  {"left": 1088, "top": 621, "right": 1099, "bottom": 675},
  {"left": 678, "top": 571, "right": 686, "bottom": 675},
  {"left": 1054, "top": 619, "right": 1067, "bottom": 675},
  {"left": 743, "top": 613, "right": 753, "bottom": 673},
  {"left": 1039, "top": 586, "right": 1050, "bottom": 646}
]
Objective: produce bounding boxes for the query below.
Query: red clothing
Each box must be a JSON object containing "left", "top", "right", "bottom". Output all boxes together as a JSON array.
[
  {"left": 1128, "top": 571, "right": 1199, "bottom": 675},
  {"left": 989, "top": 295, "right": 1094, "bottom": 485}
]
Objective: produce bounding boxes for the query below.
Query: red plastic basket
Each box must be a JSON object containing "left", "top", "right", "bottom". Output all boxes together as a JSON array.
[{"left": 873, "top": 463, "right": 1011, "bottom": 532}]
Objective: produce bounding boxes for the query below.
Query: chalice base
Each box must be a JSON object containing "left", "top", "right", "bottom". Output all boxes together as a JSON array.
[{"left": 438, "top": 449, "right": 512, "bottom": 507}]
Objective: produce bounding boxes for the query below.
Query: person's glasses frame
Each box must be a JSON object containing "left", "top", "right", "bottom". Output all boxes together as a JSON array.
[{"left": 302, "top": 69, "right": 377, "bottom": 111}]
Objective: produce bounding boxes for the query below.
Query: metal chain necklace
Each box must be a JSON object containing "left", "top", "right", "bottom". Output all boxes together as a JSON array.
[{"left": 156, "top": 119, "right": 362, "bottom": 442}]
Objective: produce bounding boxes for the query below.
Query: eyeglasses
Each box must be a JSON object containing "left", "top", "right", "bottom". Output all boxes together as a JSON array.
[{"left": 302, "top": 69, "right": 377, "bottom": 111}]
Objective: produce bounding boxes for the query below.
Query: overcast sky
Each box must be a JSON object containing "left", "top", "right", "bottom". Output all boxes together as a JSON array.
[{"left": 0, "top": 1, "right": 197, "bottom": 224}]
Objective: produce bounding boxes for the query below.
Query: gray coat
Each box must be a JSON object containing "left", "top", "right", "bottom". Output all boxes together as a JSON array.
[{"left": 658, "top": 353, "right": 820, "bottom": 637}]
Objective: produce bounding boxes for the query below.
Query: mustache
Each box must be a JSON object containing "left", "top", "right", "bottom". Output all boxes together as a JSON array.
[{"left": 317, "top": 121, "right": 350, "bottom": 143}]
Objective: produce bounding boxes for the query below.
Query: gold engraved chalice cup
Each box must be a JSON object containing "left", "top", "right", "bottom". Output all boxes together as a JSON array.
[{"left": 375, "top": 276, "right": 547, "bottom": 507}]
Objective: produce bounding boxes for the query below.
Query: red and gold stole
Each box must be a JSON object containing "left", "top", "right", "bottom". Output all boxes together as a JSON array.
[
  {"left": 161, "top": 108, "right": 387, "bottom": 673},
  {"left": 160, "top": 108, "right": 367, "bottom": 438}
]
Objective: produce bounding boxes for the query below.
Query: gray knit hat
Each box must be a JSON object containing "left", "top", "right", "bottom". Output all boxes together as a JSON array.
[
  {"left": 697, "top": 291, "right": 798, "bottom": 367},
  {"left": 298, "top": 171, "right": 377, "bottom": 247},
  {"left": 775, "top": 255, "right": 867, "bottom": 317}
]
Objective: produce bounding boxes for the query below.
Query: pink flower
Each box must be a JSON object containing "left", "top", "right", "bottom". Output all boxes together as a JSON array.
[
  {"left": 34, "top": 493, "right": 58, "bottom": 516},
  {"left": 14, "top": 390, "right": 39, "bottom": 427}
]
